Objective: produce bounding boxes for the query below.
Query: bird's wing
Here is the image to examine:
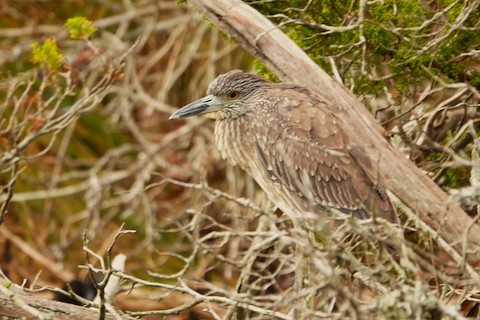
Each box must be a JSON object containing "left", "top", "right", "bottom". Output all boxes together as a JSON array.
[{"left": 251, "top": 85, "right": 392, "bottom": 219}]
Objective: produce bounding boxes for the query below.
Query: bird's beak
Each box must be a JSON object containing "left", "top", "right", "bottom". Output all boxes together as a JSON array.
[{"left": 169, "top": 95, "right": 224, "bottom": 119}]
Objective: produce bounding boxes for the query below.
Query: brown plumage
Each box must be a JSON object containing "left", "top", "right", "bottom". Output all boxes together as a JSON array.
[{"left": 170, "top": 70, "right": 396, "bottom": 223}]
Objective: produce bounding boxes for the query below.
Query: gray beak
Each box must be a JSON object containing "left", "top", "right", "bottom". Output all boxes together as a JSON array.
[{"left": 170, "top": 95, "right": 220, "bottom": 119}]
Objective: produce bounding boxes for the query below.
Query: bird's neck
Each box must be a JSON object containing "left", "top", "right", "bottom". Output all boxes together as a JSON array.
[{"left": 214, "top": 113, "right": 256, "bottom": 170}]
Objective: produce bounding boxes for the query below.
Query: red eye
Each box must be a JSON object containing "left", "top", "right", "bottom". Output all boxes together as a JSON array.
[{"left": 228, "top": 90, "right": 239, "bottom": 99}]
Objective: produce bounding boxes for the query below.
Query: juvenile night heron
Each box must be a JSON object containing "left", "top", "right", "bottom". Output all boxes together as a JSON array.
[{"left": 170, "top": 70, "right": 396, "bottom": 222}]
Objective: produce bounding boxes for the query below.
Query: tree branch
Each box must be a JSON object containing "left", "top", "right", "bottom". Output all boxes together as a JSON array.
[{"left": 0, "top": 287, "right": 115, "bottom": 320}]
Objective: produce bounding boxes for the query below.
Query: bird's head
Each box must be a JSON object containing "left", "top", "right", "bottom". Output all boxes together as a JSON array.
[{"left": 170, "top": 70, "right": 270, "bottom": 120}]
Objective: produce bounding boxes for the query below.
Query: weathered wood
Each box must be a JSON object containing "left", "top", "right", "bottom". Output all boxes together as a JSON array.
[
  {"left": 188, "top": 0, "right": 480, "bottom": 263},
  {"left": 0, "top": 294, "right": 115, "bottom": 320}
]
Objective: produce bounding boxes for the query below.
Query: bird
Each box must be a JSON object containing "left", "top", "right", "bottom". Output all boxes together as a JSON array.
[{"left": 170, "top": 70, "right": 396, "bottom": 223}]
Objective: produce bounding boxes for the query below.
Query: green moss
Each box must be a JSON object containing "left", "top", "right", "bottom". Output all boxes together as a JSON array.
[{"left": 253, "top": 60, "right": 279, "bottom": 82}]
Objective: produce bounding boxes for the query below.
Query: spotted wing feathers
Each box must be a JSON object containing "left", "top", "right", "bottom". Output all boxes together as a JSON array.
[{"left": 252, "top": 85, "right": 395, "bottom": 222}]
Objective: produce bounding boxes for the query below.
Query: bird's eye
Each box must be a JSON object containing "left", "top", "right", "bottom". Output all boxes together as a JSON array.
[{"left": 227, "top": 90, "right": 239, "bottom": 99}]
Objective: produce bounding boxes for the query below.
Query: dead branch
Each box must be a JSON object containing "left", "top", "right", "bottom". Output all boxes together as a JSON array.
[{"left": 0, "top": 285, "right": 115, "bottom": 320}]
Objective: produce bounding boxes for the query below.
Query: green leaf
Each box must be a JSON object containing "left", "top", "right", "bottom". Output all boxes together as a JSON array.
[
  {"left": 65, "top": 17, "right": 97, "bottom": 40},
  {"left": 31, "top": 38, "right": 63, "bottom": 71}
]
